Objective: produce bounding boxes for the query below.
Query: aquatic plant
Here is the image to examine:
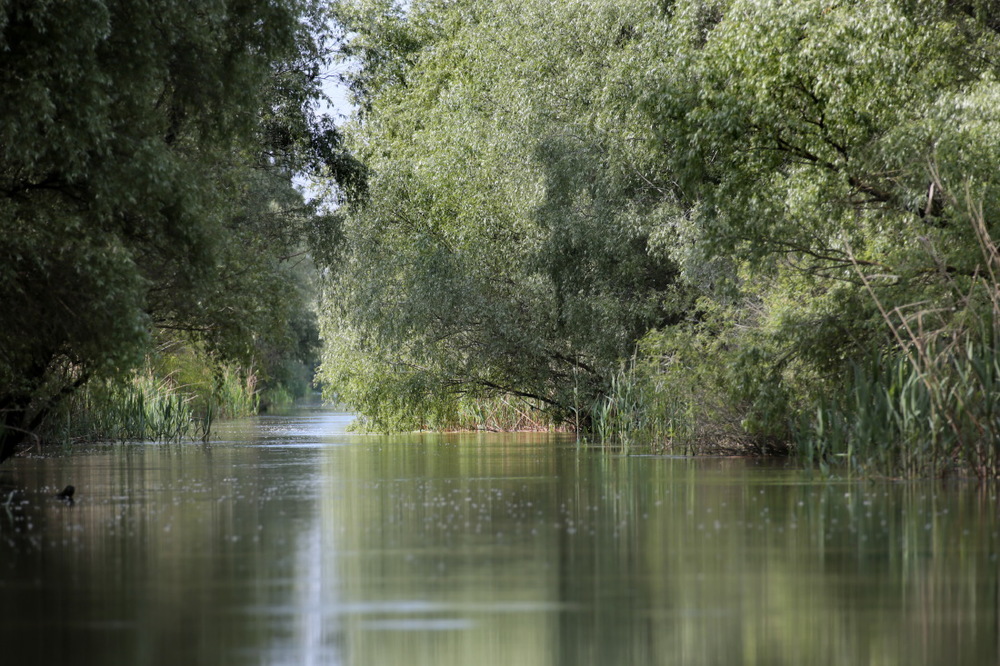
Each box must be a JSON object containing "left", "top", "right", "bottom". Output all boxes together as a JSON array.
[
  {"left": 799, "top": 187, "right": 1000, "bottom": 478},
  {"left": 798, "top": 328, "right": 1000, "bottom": 479},
  {"left": 51, "top": 370, "right": 199, "bottom": 443},
  {"left": 592, "top": 348, "right": 753, "bottom": 455},
  {"left": 42, "top": 344, "right": 260, "bottom": 444}
]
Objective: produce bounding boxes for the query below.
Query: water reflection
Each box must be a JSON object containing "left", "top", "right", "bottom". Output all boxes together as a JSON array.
[{"left": 0, "top": 409, "right": 997, "bottom": 665}]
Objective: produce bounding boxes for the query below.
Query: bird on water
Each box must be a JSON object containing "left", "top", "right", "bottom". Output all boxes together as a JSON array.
[{"left": 56, "top": 485, "right": 75, "bottom": 504}]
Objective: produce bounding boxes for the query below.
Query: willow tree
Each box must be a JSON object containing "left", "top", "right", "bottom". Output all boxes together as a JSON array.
[
  {"left": 0, "top": 0, "right": 344, "bottom": 460},
  {"left": 566, "top": 0, "right": 1000, "bottom": 461},
  {"left": 319, "top": 0, "right": 690, "bottom": 429},
  {"left": 626, "top": 0, "right": 1000, "bottom": 416}
]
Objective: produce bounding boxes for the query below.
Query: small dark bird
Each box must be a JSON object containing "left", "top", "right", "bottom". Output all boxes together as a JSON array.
[{"left": 56, "top": 485, "right": 75, "bottom": 504}]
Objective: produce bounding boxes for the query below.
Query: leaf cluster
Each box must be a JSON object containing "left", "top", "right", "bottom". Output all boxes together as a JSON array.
[{"left": 318, "top": 0, "right": 693, "bottom": 427}]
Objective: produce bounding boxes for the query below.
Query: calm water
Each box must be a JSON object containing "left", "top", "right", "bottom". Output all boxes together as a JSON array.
[{"left": 1, "top": 407, "right": 998, "bottom": 665}]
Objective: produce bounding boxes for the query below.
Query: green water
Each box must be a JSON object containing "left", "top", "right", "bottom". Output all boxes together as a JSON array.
[{"left": 1, "top": 408, "right": 997, "bottom": 665}]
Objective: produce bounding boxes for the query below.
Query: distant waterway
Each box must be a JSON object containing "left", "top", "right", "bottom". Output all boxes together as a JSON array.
[{"left": 1, "top": 407, "right": 997, "bottom": 665}]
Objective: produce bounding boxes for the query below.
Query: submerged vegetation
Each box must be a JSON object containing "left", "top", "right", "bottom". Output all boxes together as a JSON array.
[{"left": 317, "top": 0, "right": 1000, "bottom": 477}]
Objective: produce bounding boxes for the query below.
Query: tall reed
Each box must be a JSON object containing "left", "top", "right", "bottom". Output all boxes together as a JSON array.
[
  {"left": 51, "top": 371, "right": 200, "bottom": 443},
  {"left": 796, "top": 344, "right": 1000, "bottom": 477},
  {"left": 449, "top": 394, "right": 559, "bottom": 432},
  {"left": 593, "top": 358, "right": 720, "bottom": 454},
  {"left": 799, "top": 183, "right": 1000, "bottom": 478},
  {"left": 44, "top": 355, "right": 259, "bottom": 444}
]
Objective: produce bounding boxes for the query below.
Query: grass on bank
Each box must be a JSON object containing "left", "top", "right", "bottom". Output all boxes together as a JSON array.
[{"left": 42, "top": 343, "right": 260, "bottom": 444}]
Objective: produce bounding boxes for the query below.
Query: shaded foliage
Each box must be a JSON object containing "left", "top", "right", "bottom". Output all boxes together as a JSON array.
[{"left": 0, "top": 0, "right": 339, "bottom": 460}]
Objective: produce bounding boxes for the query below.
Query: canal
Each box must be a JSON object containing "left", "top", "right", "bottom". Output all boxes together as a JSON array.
[{"left": 1, "top": 407, "right": 997, "bottom": 664}]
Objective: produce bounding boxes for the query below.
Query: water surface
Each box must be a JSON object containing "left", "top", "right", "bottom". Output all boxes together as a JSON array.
[{"left": 1, "top": 408, "right": 997, "bottom": 664}]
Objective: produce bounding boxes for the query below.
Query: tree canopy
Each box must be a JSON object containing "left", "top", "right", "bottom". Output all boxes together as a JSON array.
[
  {"left": 7, "top": 0, "right": 1000, "bottom": 474},
  {"left": 319, "top": 0, "right": 692, "bottom": 428},
  {"left": 0, "top": 0, "right": 342, "bottom": 460},
  {"left": 319, "top": 0, "right": 1000, "bottom": 473}
]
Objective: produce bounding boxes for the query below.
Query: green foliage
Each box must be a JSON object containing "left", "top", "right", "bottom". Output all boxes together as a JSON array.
[
  {"left": 593, "top": 362, "right": 690, "bottom": 455},
  {"left": 621, "top": 0, "right": 1000, "bottom": 470},
  {"left": 316, "top": 0, "right": 1000, "bottom": 476},
  {"left": 319, "top": 0, "right": 692, "bottom": 428},
  {"left": 0, "top": 0, "right": 339, "bottom": 459},
  {"left": 796, "top": 201, "right": 1000, "bottom": 478},
  {"left": 45, "top": 343, "right": 259, "bottom": 445},
  {"left": 798, "top": 337, "right": 1000, "bottom": 479},
  {"left": 63, "top": 373, "right": 202, "bottom": 444},
  {"left": 594, "top": 301, "right": 794, "bottom": 455}
]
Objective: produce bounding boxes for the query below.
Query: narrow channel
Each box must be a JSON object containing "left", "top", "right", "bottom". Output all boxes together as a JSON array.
[{"left": 1, "top": 407, "right": 997, "bottom": 665}]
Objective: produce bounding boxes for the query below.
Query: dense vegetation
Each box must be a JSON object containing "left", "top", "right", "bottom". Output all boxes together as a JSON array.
[
  {"left": 0, "top": 0, "right": 349, "bottom": 460},
  {"left": 5, "top": 0, "right": 1000, "bottom": 478},
  {"left": 319, "top": 0, "right": 1000, "bottom": 477}
]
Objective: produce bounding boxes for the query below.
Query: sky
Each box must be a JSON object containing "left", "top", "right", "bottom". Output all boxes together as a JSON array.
[
  {"left": 320, "top": 70, "right": 356, "bottom": 122},
  {"left": 293, "top": 61, "right": 357, "bottom": 203}
]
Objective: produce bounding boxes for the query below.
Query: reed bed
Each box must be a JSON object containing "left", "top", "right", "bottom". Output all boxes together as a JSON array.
[
  {"left": 592, "top": 356, "right": 758, "bottom": 455},
  {"left": 797, "top": 340, "right": 1000, "bottom": 478},
  {"left": 799, "top": 187, "right": 1000, "bottom": 478},
  {"left": 45, "top": 359, "right": 259, "bottom": 444},
  {"left": 447, "top": 395, "right": 561, "bottom": 432},
  {"left": 594, "top": 363, "right": 690, "bottom": 454},
  {"left": 344, "top": 393, "right": 564, "bottom": 434}
]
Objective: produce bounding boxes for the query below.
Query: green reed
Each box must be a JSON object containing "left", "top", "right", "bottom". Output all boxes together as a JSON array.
[
  {"left": 593, "top": 361, "right": 697, "bottom": 454},
  {"left": 46, "top": 359, "right": 259, "bottom": 444},
  {"left": 798, "top": 335, "right": 1000, "bottom": 478}
]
